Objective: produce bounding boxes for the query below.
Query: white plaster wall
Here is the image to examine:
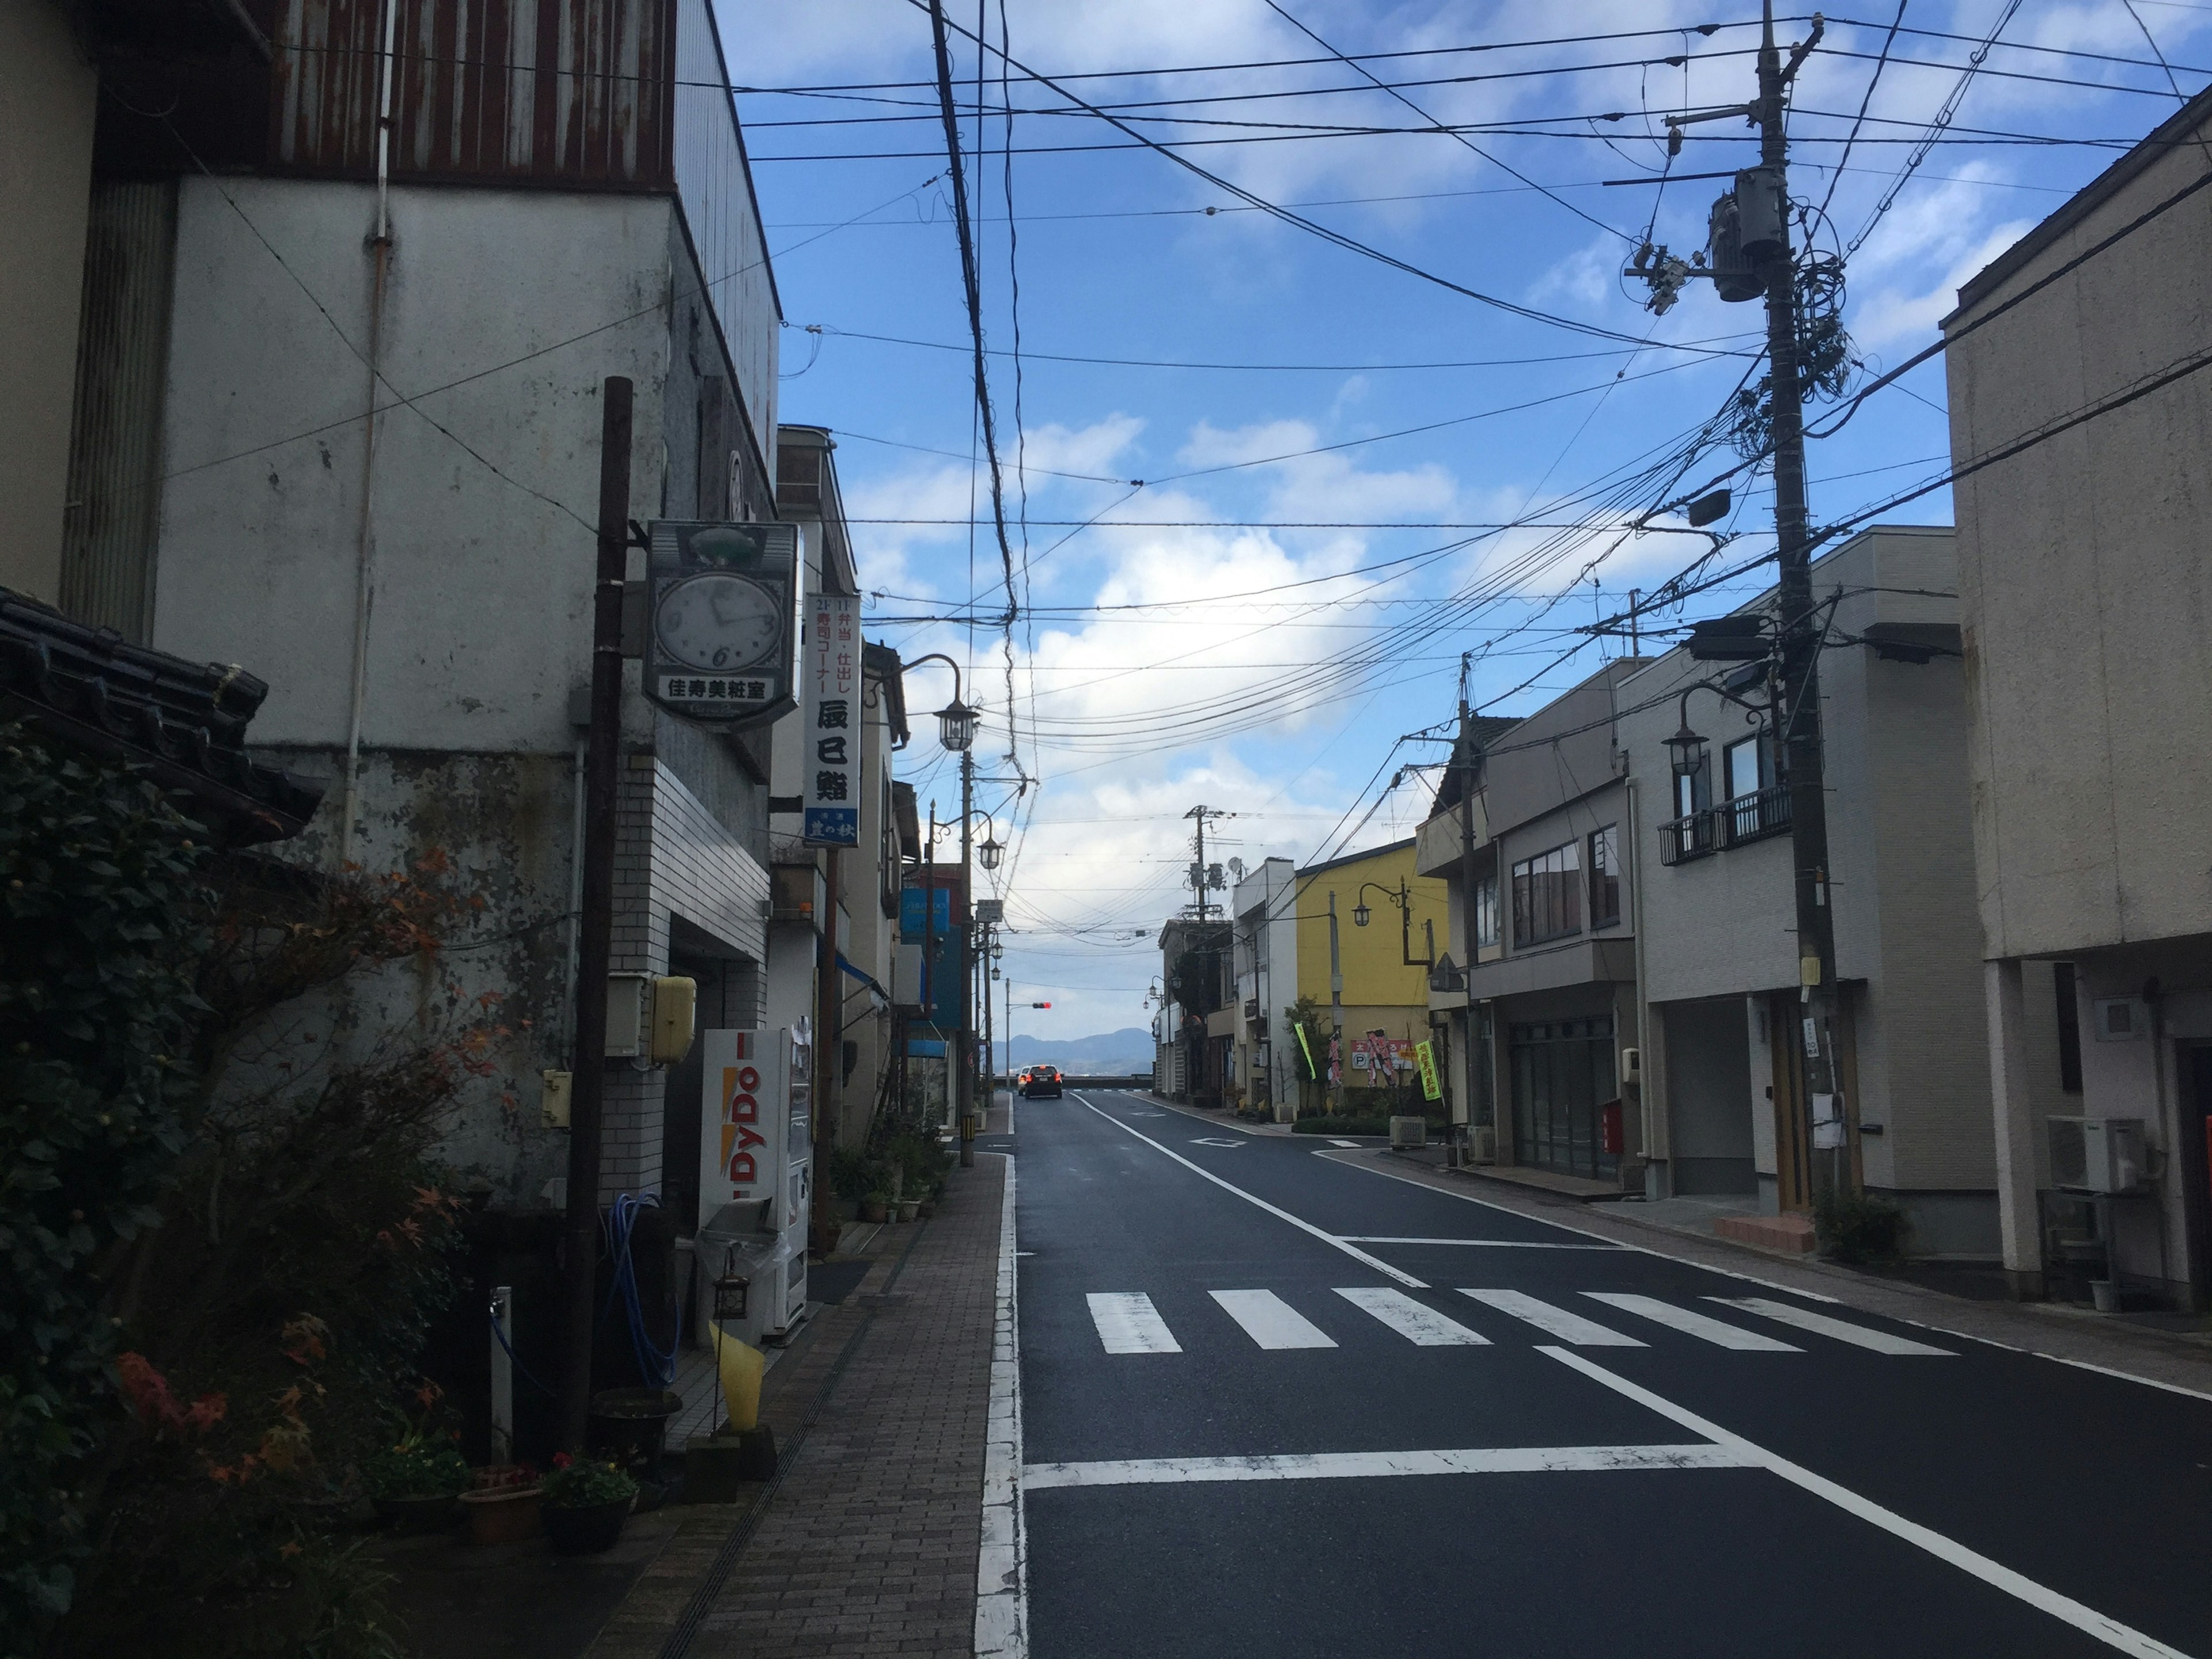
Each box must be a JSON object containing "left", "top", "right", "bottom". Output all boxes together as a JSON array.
[{"left": 151, "top": 177, "right": 674, "bottom": 753}]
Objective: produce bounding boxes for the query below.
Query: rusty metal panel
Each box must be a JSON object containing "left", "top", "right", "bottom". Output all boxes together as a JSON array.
[{"left": 271, "top": 0, "right": 672, "bottom": 186}]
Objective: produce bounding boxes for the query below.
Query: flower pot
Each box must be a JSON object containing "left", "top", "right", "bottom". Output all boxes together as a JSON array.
[
  {"left": 373, "top": 1494, "right": 460, "bottom": 1535},
  {"left": 2090, "top": 1278, "right": 2120, "bottom": 1314},
  {"left": 460, "top": 1484, "right": 543, "bottom": 1545},
  {"left": 916, "top": 1200, "right": 936, "bottom": 1219},
  {"left": 859, "top": 1199, "right": 889, "bottom": 1223},
  {"left": 897, "top": 1199, "right": 921, "bottom": 1222},
  {"left": 588, "top": 1388, "right": 684, "bottom": 1471},
  {"left": 543, "top": 1497, "right": 631, "bottom": 1556}
]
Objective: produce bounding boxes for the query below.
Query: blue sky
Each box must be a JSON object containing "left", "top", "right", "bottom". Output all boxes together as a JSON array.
[{"left": 725, "top": 0, "right": 2211, "bottom": 1039}]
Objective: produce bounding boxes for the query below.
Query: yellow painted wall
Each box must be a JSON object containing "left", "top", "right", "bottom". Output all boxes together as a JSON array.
[{"left": 1294, "top": 841, "right": 1449, "bottom": 1012}]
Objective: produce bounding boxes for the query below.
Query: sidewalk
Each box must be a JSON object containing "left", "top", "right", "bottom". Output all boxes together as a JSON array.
[{"left": 585, "top": 1152, "right": 1007, "bottom": 1659}]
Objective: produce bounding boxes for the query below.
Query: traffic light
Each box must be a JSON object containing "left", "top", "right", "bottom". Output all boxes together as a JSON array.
[{"left": 1029, "top": 1001, "right": 1051, "bottom": 1009}]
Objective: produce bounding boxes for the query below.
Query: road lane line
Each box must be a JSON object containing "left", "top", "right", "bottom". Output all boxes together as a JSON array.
[
  {"left": 1072, "top": 1094, "right": 1427, "bottom": 1288},
  {"left": 975, "top": 1157, "right": 1026, "bottom": 1659},
  {"left": 1709, "top": 1296, "right": 1956, "bottom": 1357},
  {"left": 1342, "top": 1235, "right": 1623, "bottom": 1250},
  {"left": 1336, "top": 1287, "right": 1490, "bottom": 1346},
  {"left": 1539, "top": 1347, "right": 2196, "bottom": 1658},
  {"left": 1584, "top": 1293, "right": 1802, "bottom": 1351},
  {"left": 1212, "top": 1290, "right": 1337, "bottom": 1350},
  {"left": 1021, "top": 1441, "right": 1751, "bottom": 1491},
  {"left": 1087, "top": 1293, "right": 1183, "bottom": 1355},
  {"left": 1328, "top": 1138, "right": 1363, "bottom": 1147},
  {"left": 1460, "top": 1289, "right": 1646, "bottom": 1346}
]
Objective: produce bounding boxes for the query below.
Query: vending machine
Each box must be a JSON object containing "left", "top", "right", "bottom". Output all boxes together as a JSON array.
[{"left": 695, "top": 1024, "right": 813, "bottom": 1347}]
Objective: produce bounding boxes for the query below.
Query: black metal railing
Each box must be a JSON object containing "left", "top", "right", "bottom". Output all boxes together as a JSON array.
[
  {"left": 1717, "top": 783, "right": 1792, "bottom": 848},
  {"left": 1658, "top": 811, "right": 1717, "bottom": 866}
]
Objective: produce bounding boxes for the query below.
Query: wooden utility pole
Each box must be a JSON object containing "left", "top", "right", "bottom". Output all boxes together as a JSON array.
[{"left": 558, "top": 375, "right": 631, "bottom": 1454}]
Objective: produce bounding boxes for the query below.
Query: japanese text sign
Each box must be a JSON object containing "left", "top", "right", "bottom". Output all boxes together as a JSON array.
[{"left": 803, "top": 593, "right": 860, "bottom": 845}]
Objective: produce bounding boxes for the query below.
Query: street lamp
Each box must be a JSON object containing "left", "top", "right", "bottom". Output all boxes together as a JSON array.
[
  {"left": 935, "top": 696, "right": 979, "bottom": 753},
  {"left": 979, "top": 832, "right": 1004, "bottom": 872},
  {"left": 1353, "top": 898, "right": 1372, "bottom": 928},
  {"left": 1666, "top": 716, "right": 1708, "bottom": 782}
]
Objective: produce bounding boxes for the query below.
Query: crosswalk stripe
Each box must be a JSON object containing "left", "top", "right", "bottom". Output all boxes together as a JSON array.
[
  {"left": 1336, "top": 1287, "right": 1491, "bottom": 1346},
  {"left": 1584, "top": 1293, "right": 1801, "bottom": 1351},
  {"left": 1708, "top": 1297, "right": 1956, "bottom": 1356},
  {"left": 1087, "top": 1292, "right": 1181, "bottom": 1355},
  {"left": 1211, "top": 1289, "right": 1338, "bottom": 1350},
  {"left": 1459, "top": 1288, "right": 1646, "bottom": 1347}
]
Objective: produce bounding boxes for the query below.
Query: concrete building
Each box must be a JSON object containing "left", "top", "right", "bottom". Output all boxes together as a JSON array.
[
  {"left": 1946, "top": 88, "right": 2212, "bottom": 1305},
  {"left": 1229, "top": 857, "right": 1298, "bottom": 1116},
  {"left": 45, "top": 0, "right": 797, "bottom": 1217},
  {"left": 1294, "top": 839, "right": 1450, "bottom": 1109},
  {"left": 1624, "top": 528, "right": 2020, "bottom": 1255}
]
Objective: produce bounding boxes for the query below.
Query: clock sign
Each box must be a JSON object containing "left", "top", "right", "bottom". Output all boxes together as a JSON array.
[{"left": 644, "top": 521, "right": 800, "bottom": 727}]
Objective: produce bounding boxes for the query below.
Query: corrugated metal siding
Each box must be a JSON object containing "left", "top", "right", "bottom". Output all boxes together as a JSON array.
[
  {"left": 672, "top": 0, "right": 775, "bottom": 478},
  {"left": 270, "top": 0, "right": 675, "bottom": 187},
  {"left": 60, "top": 183, "right": 179, "bottom": 643}
]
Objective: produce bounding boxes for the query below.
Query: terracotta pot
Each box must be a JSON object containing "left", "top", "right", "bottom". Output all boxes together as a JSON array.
[
  {"left": 460, "top": 1484, "right": 543, "bottom": 1545},
  {"left": 543, "top": 1497, "right": 631, "bottom": 1555},
  {"left": 859, "top": 1200, "right": 889, "bottom": 1223},
  {"left": 897, "top": 1199, "right": 921, "bottom": 1222}
]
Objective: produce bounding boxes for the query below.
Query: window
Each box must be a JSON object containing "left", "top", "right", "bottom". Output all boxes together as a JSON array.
[
  {"left": 1724, "top": 731, "right": 1775, "bottom": 802},
  {"left": 2055, "top": 961, "right": 2082, "bottom": 1093},
  {"left": 1511, "top": 840, "right": 1582, "bottom": 947},
  {"left": 1588, "top": 825, "right": 1620, "bottom": 927},
  {"left": 1474, "top": 873, "right": 1499, "bottom": 950}
]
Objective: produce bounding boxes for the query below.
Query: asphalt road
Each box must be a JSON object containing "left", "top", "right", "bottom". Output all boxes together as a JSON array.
[{"left": 1012, "top": 1089, "right": 2212, "bottom": 1659}]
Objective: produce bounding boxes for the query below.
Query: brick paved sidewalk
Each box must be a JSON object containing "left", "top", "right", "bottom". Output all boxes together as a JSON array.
[{"left": 588, "top": 1154, "right": 1008, "bottom": 1659}]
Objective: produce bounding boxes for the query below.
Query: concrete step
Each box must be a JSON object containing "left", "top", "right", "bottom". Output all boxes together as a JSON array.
[{"left": 1713, "top": 1213, "right": 1818, "bottom": 1255}]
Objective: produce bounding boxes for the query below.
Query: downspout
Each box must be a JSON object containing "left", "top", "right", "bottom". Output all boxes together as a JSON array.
[{"left": 339, "top": 0, "right": 399, "bottom": 868}]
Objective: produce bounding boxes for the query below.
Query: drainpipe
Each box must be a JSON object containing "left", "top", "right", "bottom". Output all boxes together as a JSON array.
[{"left": 339, "top": 0, "right": 400, "bottom": 868}]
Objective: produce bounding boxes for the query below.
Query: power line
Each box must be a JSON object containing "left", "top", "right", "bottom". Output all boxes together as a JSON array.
[{"left": 1817, "top": 1, "right": 1909, "bottom": 223}]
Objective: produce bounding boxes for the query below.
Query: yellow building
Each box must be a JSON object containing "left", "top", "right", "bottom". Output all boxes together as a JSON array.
[{"left": 1294, "top": 838, "right": 1449, "bottom": 1096}]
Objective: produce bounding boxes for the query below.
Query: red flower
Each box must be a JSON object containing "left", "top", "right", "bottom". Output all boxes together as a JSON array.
[{"left": 552, "top": 1452, "right": 574, "bottom": 1469}]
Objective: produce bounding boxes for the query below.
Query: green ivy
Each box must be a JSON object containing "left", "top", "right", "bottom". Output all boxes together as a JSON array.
[{"left": 0, "top": 724, "right": 213, "bottom": 1647}]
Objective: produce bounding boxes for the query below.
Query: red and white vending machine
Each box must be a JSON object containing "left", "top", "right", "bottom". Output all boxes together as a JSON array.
[{"left": 695, "top": 1024, "right": 812, "bottom": 1346}]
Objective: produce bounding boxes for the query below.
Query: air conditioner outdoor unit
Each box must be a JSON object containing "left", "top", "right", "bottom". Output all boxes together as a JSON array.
[
  {"left": 2047, "top": 1116, "right": 2150, "bottom": 1195},
  {"left": 1389, "top": 1115, "right": 1427, "bottom": 1150}
]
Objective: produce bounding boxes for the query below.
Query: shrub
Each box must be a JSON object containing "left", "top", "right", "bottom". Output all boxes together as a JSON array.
[
  {"left": 542, "top": 1453, "right": 638, "bottom": 1510},
  {"left": 363, "top": 1432, "right": 470, "bottom": 1500},
  {"left": 1814, "top": 1187, "right": 1910, "bottom": 1264},
  {"left": 825, "top": 1145, "right": 875, "bottom": 1202}
]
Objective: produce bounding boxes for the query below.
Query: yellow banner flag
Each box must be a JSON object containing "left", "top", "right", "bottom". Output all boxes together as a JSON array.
[{"left": 1414, "top": 1039, "right": 1441, "bottom": 1102}]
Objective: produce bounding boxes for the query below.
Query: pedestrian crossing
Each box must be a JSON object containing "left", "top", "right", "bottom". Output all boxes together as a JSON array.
[{"left": 1080, "top": 1286, "right": 1957, "bottom": 1359}]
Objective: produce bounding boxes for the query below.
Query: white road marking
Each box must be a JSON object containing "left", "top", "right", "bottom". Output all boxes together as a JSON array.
[
  {"left": 1336, "top": 1287, "right": 1490, "bottom": 1346},
  {"left": 1460, "top": 1289, "right": 1646, "bottom": 1347},
  {"left": 1542, "top": 1347, "right": 2196, "bottom": 1659},
  {"left": 1584, "top": 1293, "right": 1801, "bottom": 1351},
  {"left": 1329, "top": 1138, "right": 1363, "bottom": 1147},
  {"left": 1710, "top": 1297, "right": 1956, "bottom": 1357},
  {"left": 1212, "top": 1289, "right": 1337, "bottom": 1350},
  {"left": 1073, "top": 1097, "right": 1427, "bottom": 1288},
  {"left": 1087, "top": 1293, "right": 1183, "bottom": 1355},
  {"left": 1022, "top": 1441, "right": 1751, "bottom": 1490},
  {"left": 975, "top": 1156, "right": 1025, "bottom": 1659},
  {"left": 1341, "top": 1235, "right": 1623, "bottom": 1250},
  {"left": 1190, "top": 1137, "right": 1245, "bottom": 1147}
]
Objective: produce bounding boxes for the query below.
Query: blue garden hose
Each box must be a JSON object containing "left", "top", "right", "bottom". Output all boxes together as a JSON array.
[{"left": 601, "top": 1192, "right": 684, "bottom": 1388}]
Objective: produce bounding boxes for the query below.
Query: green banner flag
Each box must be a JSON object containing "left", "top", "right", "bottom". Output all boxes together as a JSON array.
[{"left": 1415, "top": 1038, "right": 1442, "bottom": 1102}]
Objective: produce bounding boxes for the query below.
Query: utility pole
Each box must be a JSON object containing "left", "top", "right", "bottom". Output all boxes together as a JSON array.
[
  {"left": 558, "top": 374, "right": 630, "bottom": 1455},
  {"left": 958, "top": 748, "right": 975, "bottom": 1168},
  {"left": 1752, "top": 1, "right": 1844, "bottom": 1196},
  {"left": 1456, "top": 661, "right": 1483, "bottom": 1164},
  {"left": 1327, "top": 889, "right": 1344, "bottom": 1113}
]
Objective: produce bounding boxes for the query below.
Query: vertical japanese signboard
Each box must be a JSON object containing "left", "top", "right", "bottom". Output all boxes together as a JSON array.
[
  {"left": 803, "top": 593, "right": 859, "bottom": 846},
  {"left": 1415, "top": 1038, "right": 1442, "bottom": 1102}
]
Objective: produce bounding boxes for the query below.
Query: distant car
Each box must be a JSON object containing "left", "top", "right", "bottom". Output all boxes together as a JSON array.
[{"left": 1021, "top": 1064, "right": 1063, "bottom": 1099}]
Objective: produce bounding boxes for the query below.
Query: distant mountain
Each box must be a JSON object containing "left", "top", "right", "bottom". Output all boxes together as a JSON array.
[{"left": 993, "top": 1028, "right": 1153, "bottom": 1075}]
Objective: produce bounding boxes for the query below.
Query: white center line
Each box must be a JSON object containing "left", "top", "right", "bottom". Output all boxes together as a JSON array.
[
  {"left": 1212, "top": 1289, "right": 1337, "bottom": 1350},
  {"left": 1336, "top": 1287, "right": 1490, "bottom": 1346},
  {"left": 1542, "top": 1347, "right": 2195, "bottom": 1659},
  {"left": 1709, "top": 1296, "right": 1956, "bottom": 1357},
  {"left": 1584, "top": 1292, "right": 1802, "bottom": 1351},
  {"left": 1073, "top": 1096, "right": 1426, "bottom": 1288},
  {"left": 1087, "top": 1292, "right": 1182, "bottom": 1355},
  {"left": 1341, "top": 1236, "right": 1624, "bottom": 1250},
  {"left": 1022, "top": 1442, "right": 1749, "bottom": 1491},
  {"left": 1460, "top": 1288, "right": 1646, "bottom": 1347}
]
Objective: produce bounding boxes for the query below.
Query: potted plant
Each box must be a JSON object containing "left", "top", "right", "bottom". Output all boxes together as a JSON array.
[
  {"left": 896, "top": 1196, "right": 921, "bottom": 1222},
  {"left": 363, "top": 1429, "right": 470, "bottom": 1533},
  {"left": 540, "top": 1453, "right": 639, "bottom": 1555},
  {"left": 459, "top": 1461, "right": 543, "bottom": 1545},
  {"left": 859, "top": 1190, "right": 891, "bottom": 1224}
]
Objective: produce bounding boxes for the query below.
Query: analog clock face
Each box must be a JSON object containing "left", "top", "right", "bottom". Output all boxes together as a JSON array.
[{"left": 654, "top": 573, "right": 782, "bottom": 673}]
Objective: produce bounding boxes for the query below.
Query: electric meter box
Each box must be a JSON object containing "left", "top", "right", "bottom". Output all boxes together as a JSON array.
[
  {"left": 695, "top": 1026, "right": 813, "bottom": 1347},
  {"left": 2047, "top": 1116, "right": 2150, "bottom": 1195}
]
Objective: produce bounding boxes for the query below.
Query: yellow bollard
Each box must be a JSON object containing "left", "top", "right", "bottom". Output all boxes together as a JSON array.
[{"left": 715, "top": 1335, "right": 764, "bottom": 1434}]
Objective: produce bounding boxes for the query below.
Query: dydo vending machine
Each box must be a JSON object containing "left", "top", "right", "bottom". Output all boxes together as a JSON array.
[{"left": 695, "top": 1024, "right": 812, "bottom": 1346}]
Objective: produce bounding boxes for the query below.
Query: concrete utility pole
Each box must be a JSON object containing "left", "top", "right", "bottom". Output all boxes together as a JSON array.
[
  {"left": 1456, "top": 671, "right": 1483, "bottom": 1162},
  {"left": 958, "top": 746, "right": 975, "bottom": 1168},
  {"left": 558, "top": 375, "right": 631, "bottom": 1454},
  {"left": 1327, "top": 889, "right": 1344, "bottom": 1112},
  {"left": 1752, "top": 1, "right": 1846, "bottom": 1193}
]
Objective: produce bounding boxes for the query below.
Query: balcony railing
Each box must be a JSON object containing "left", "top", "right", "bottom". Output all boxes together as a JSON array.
[
  {"left": 1660, "top": 785, "right": 1793, "bottom": 866},
  {"left": 1717, "top": 782, "right": 1793, "bottom": 848}
]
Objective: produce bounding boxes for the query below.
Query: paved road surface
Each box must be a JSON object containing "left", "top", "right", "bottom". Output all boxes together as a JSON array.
[{"left": 1012, "top": 1089, "right": 2211, "bottom": 1658}]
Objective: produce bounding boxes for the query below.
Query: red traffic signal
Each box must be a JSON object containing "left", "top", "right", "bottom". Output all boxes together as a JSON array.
[{"left": 1029, "top": 1001, "right": 1051, "bottom": 1009}]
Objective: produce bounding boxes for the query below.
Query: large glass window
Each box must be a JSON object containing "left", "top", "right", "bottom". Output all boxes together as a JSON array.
[
  {"left": 1511, "top": 840, "right": 1582, "bottom": 947},
  {"left": 1474, "top": 873, "right": 1499, "bottom": 950},
  {"left": 1588, "top": 825, "right": 1620, "bottom": 928},
  {"left": 1509, "top": 1016, "right": 1617, "bottom": 1179},
  {"left": 1724, "top": 732, "right": 1773, "bottom": 802}
]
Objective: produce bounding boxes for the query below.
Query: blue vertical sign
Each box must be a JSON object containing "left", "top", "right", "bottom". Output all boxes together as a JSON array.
[
  {"left": 802, "top": 593, "right": 860, "bottom": 845},
  {"left": 900, "top": 884, "right": 961, "bottom": 1028}
]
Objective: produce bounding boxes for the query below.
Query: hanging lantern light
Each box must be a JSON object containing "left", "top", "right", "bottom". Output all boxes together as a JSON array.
[
  {"left": 1353, "top": 900, "right": 1373, "bottom": 928},
  {"left": 935, "top": 697, "right": 979, "bottom": 752},
  {"left": 979, "top": 834, "right": 1005, "bottom": 871},
  {"left": 1667, "top": 718, "right": 1708, "bottom": 779}
]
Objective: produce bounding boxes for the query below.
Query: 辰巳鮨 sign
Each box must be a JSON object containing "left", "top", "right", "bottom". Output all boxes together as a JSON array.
[{"left": 803, "top": 593, "right": 859, "bottom": 845}]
